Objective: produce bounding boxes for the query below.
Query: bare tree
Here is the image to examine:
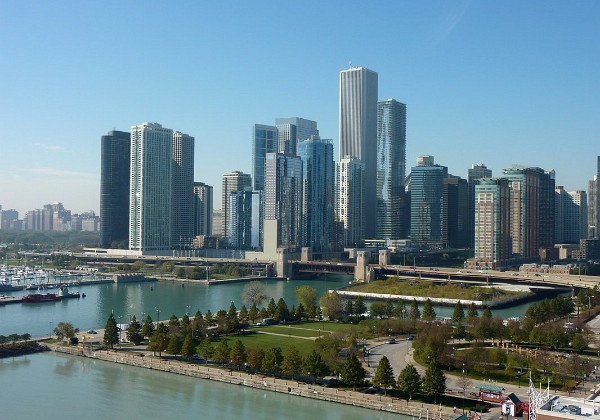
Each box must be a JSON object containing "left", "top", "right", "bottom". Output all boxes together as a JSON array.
[{"left": 242, "top": 281, "right": 268, "bottom": 307}]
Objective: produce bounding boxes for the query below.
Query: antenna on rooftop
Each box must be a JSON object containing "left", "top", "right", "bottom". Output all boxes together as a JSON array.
[{"left": 349, "top": 61, "right": 352, "bottom": 68}]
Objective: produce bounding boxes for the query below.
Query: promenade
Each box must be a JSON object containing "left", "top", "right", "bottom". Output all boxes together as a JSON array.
[{"left": 46, "top": 343, "right": 457, "bottom": 419}]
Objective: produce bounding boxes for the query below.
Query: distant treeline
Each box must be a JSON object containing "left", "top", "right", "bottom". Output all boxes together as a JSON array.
[
  {"left": 0, "top": 341, "right": 49, "bottom": 358},
  {"left": 0, "top": 230, "right": 100, "bottom": 250}
]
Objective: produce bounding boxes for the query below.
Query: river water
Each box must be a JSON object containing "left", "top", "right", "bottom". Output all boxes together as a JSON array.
[{"left": 0, "top": 275, "right": 557, "bottom": 419}]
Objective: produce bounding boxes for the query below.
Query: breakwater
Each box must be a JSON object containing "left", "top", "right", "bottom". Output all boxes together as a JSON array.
[{"left": 46, "top": 343, "right": 454, "bottom": 419}]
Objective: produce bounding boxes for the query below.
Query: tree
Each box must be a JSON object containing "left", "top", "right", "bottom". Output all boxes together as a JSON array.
[
  {"left": 422, "top": 298, "right": 436, "bottom": 321},
  {"left": 466, "top": 303, "right": 479, "bottom": 321},
  {"left": 262, "top": 347, "right": 283, "bottom": 372},
  {"left": 294, "top": 303, "right": 306, "bottom": 320},
  {"left": 54, "top": 322, "right": 78, "bottom": 341},
  {"left": 126, "top": 315, "right": 143, "bottom": 345},
  {"left": 242, "top": 281, "right": 268, "bottom": 307},
  {"left": 147, "top": 324, "right": 169, "bottom": 357},
  {"left": 238, "top": 305, "right": 249, "bottom": 324},
  {"left": 339, "top": 353, "right": 366, "bottom": 390},
  {"left": 180, "top": 314, "right": 191, "bottom": 337},
  {"left": 103, "top": 313, "right": 119, "bottom": 348},
  {"left": 319, "top": 291, "right": 343, "bottom": 321},
  {"left": 196, "top": 337, "right": 214, "bottom": 363},
  {"left": 247, "top": 348, "right": 265, "bottom": 370},
  {"left": 229, "top": 339, "right": 247, "bottom": 367},
  {"left": 192, "top": 311, "right": 204, "bottom": 338},
  {"left": 295, "top": 285, "right": 318, "bottom": 311},
  {"left": 282, "top": 346, "right": 303, "bottom": 377},
  {"left": 303, "top": 350, "right": 328, "bottom": 383},
  {"left": 372, "top": 356, "right": 395, "bottom": 394},
  {"left": 344, "top": 299, "right": 354, "bottom": 316},
  {"left": 181, "top": 333, "right": 194, "bottom": 360},
  {"left": 248, "top": 303, "right": 258, "bottom": 324},
  {"left": 166, "top": 334, "right": 182, "bottom": 356},
  {"left": 422, "top": 357, "right": 446, "bottom": 403},
  {"left": 370, "top": 301, "right": 389, "bottom": 318},
  {"left": 354, "top": 296, "right": 367, "bottom": 316},
  {"left": 141, "top": 315, "right": 155, "bottom": 338},
  {"left": 452, "top": 301, "right": 465, "bottom": 324},
  {"left": 214, "top": 339, "right": 230, "bottom": 365},
  {"left": 397, "top": 364, "right": 422, "bottom": 400},
  {"left": 394, "top": 299, "right": 407, "bottom": 319},
  {"left": 267, "top": 298, "right": 277, "bottom": 317},
  {"left": 409, "top": 299, "right": 421, "bottom": 324},
  {"left": 482, "top": 307, "right": 493, "bottom": 319},
  {"left": 274, "top": 298, "right": 290, "bottom": 322}
]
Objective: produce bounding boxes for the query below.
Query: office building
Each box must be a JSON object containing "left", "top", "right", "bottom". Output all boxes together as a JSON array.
[
  {"left": 100, "top": 130, "right": 131, "bottom": 248},
  {"left": 297, "top": 136, "right": 335, "bottom": 251},
  {"left": 227, "top": 188, "right": 261, "bottom": 250},
  {"left": 221, "top": 171, "right": 252, "bottom": 237},
  {"left": 252, "top": 124, "right": 278, "bottom": 191},
  {"left": 556, "top": 186, "right": 587, "bottom": 244},
  {"left": 275, "top": 117, "right": 319, "bottom": 156},
  {"left": 339, "top": 66, "right": 378, "bottom": 238},
  {"left": 171, "top": 130, "right": 195, "bottom": 248},
  {"left": 410, "top": 156, "right": 448, "bottom": 248},
  {"left": 376, "top": 99, "right": 407, "bottom": 239},
  {"left": 502, "top": 165, "right": 555, "bottom": 258},
  {"left": 264, "top": 153, "right": 303, "bottom": 249},
  {"left": 193, "top": 182, "right": 213, "bottom": 237},
  {"left": 129, "top": 123, "right": 174, "bottom": 252},
  {"left": 589, "top": 176, "right": 598, "bottom": 238},
  {"left": 467, "top": 163, "right": 492, "bottom": 247},
  {"left": 336, "top": 156, "right": 364, "bottom": 247},
  {"left": 443, "top": 176, "right": 469, "bottom": 248},
  {"left": 0, "top": 208, "right": 19, "bottom": 230},
  {"left": 472, "top": 178, "right": 511, "bottom": 269}
]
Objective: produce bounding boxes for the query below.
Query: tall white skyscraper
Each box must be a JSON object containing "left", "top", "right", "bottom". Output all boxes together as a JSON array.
[
  {"left": 339, "top": 66, "right": 378, "bottom": 239},
  {"left": 129, "top": 122, "right": 195, "bottom": 252}
]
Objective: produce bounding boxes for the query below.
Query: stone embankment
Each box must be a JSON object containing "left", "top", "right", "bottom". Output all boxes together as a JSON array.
[{"left": 46, "top": 343, "right": 454, "bottom": 419}]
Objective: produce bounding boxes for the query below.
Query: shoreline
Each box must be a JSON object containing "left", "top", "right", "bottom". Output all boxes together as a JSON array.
[{"left": 45, "top": 343, "right": 454, "bottom": 419}]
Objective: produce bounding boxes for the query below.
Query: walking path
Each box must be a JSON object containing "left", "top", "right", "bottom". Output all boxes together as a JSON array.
[{"left": 46, "top": 342, "right": 457, "bottom": 419}]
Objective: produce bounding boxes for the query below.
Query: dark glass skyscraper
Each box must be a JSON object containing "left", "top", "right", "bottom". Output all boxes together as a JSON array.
[
  {"left": 100, "top": 130, "right": 130, "bottom": 248},
  {"left": 297, "top": 137, "right": 334, "bottom": 251},
  {"left": 376, "top": 99, "right": 406, "bottom": 239}
]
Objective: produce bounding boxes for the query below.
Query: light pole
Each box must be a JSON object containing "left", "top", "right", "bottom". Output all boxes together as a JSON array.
[
  {"left": 462, "top": 363, "right": 466, "bottom": 414},
  {"left": 589, "top": 295, "right": 595, "bottom": 318},
  {"left": 155, "top": 307, "right": 160, "bottom": 327},
  {"left": 186, "top": 305, "right": 190, "bottom": 316}
]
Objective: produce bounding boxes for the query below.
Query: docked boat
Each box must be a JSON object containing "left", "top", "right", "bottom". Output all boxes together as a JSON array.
[
  {"left": 21, "top": 293, "right": 61, "bottom": 303},
  {"left": 58, "top": 286, "right": 80, "bottom": 299}
]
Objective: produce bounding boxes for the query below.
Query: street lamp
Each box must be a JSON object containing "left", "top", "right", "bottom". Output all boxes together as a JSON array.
[
  {"left": 155, "top": 307, "right": 160, "bottom": 326},
  {"left": 589, "top": 295, "right": 595, "bottom": 318},
  {"left": 186, "top": 305, "right": 190, "bottom": 316},
  {"left": 462, "top": 363, "right": 466, "bottom": 414}
]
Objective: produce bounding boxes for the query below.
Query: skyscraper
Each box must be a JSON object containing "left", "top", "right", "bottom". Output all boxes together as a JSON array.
[
  {"left": 467, "top": 164, "right": 492, "bottom": 247},
  {"left": 502, "top": 165, "right": 555, "bottom": 258},
  {"left": 376, "top": 99, "right": 407, "bottom": 239},
  {"left": 473, "top": 178, "right": 511, "bottom": 269},
  {"left": 297, "top": 136, "right": 334, "bottom": 251},
  {"left": 410, "top": 156, "right": 448, "bottom": 247},
  {"left": 100, "top": 130, "right": 130, "bottom": 248},
  {"left": 556, "top": 186, "right": 587, "bottom": 244},
  {"left": 336, "top": 156, "right": 364, "bottom": 247},
  {"left": 339, "top": 66, "right": 378, "bottom": 238},
  {"left": 589, "top": 176, "right": 598, "bottom": 238},
  {"left": 227, "top": 188, "right": 261, "bottom": 250},
  {"left": 129, "top": 123, "right": 180, "bottom": 252},
  {"left": 171, "top": 130, "right": 195, "bottom": 248},
  {"left": 193, "top": 182, "right": 213, "bottom": 237},
  {"left": 221, "top": 171, "right": 252, "bottom": 238},
  {"left": 252, "top": 124, "right": 278, "bottom": 191},
  {"left": 275, "top": 117, "right": 319, "bottom": 156},
  {"left": 443, "top": 176, "right": 469, "bottom": 248},
  {"left": 264, "top": 153, "right": 303, "bottom": 250}
]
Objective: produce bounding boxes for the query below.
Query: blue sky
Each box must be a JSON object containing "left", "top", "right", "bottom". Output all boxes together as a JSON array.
[{"left": 1, "top": 1, "right": 599, "bottom": 216}]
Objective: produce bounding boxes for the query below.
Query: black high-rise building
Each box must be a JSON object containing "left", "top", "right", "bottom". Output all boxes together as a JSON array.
[{"left": 100, "top": 130, "right": 130, "bottom": 248}]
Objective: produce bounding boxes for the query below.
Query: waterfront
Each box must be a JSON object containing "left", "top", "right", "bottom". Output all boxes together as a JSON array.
[
  {"left": 0, "top": 351, "right": 404, "bottom": 420},
  {"left": 0, "top": 274, "right": 563, "bottom": 337}
]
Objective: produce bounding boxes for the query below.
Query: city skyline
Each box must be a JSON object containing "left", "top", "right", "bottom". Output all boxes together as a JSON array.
[{"left": 1, "top": 2, "right": 599, "bottom": 215}]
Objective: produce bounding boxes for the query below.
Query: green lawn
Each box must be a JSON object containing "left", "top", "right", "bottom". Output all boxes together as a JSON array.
[{"left": 257, "top": 325, "right": 323, "bottom": 338}]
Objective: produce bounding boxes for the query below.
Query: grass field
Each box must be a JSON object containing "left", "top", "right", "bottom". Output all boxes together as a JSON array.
[{"left": 218, "top": 331, "right": 316, "bottom": 355}]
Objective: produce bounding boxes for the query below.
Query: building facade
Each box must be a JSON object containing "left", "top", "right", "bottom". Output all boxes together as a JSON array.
[
  {"left": 227, "top": 188, "right": 261, "bottom": 250},
  {"left": 171, "top": 131, "right": 195, "bottom": 249},
  {"left": 472, "top": 178, "right": 511, "bottom": 269},
  {"left": 129, "top": 123, "right": 174, "bottom": 252},
  {"left": 555, "top": 188, "right": 588, "bottom": 244},
  {"left": 252, "top": 124, "right": 278, "bottom": 191},
  {"left": 100, "top": 130, "right": 131, "bottom": 248},
  {"left": 297, "top": 137, "right": 335, "bottom": 251},
  {"left": 335, "top": 156, "right": 364, "bottom": 247},
  {"left": 339, "top": 66, "right": 378, "bottom": 239},
  {"left": 410, "top": 156, "right": 448, "bottom": 248},
  {"left": 264, "top": 153, "right": 303, "bottom": 249},
  {"left": 376, "top": 99, "right": 407, "bottom": 240},
  {"left": 443, "top": 176, "right": 469, "bottom": 248},
  {"left": 467, "top": 163, "right": 493, "bottom": 247},
  {"left": 275, "top": 117, "right": 319, "bottom": 156},
  {"left": 193, "top": 182, "right": 213, "bottom": 237},
  {"left": 221, "top": 171, "right": 252, "bottom": 238}
]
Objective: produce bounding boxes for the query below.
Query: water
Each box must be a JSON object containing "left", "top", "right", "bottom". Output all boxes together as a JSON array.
[
  {"left": 0, "top": 276, "right": 352, "bottom": 337},
  {"left": 0, "top": 352, "right": 403, "bottom": 420},
  {"left": 0, "top": 275, "right": 554, "bottom": 337}
]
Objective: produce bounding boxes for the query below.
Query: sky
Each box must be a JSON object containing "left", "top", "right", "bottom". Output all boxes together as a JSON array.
[{"left": 0, "top": 1, "right": 599, "bottom": 216}]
